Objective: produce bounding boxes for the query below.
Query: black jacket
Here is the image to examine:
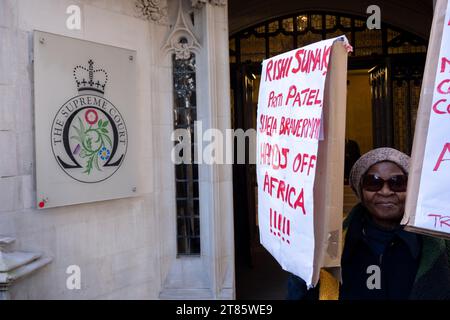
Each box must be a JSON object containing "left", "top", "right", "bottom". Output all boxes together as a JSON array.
[{"left": 287, "top": 203, "right": 450, "bottom": 300}]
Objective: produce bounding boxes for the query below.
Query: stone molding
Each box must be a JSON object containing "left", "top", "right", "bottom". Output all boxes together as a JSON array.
[
  {"left": 135, "top": 0, "right": 168, "bottom": 24},
  {"left": 0, "top": 236, "right": 52, "bottom": 300}
]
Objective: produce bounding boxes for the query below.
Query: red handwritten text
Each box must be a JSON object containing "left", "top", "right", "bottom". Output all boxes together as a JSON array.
[
  {"left": 270, "top": 208, "right": 291, "bottom": 244},
  {"left": 259, "top": 142, "right": 290, "bottom": 170},
  {"left": 433, "top": 56, "right": 450, "bottom": 115},
  {"left": 279, "top": 116, "right": 321, "bottom": 139},
  {"left": 292, "top": 152, "right": 317, "bottom": 176},
  {"left": 428, "top": 213, "right": 450, "bottom": 229},
  {"left": 265, "top": 56, "right": 294, "bottom": 82},
  {"left": 263, "top": 171, "right": 306, "bottom": 214},
  {"left": 291, "top": 46, "right": 331, "bottom": 76},
  {"left": 285, "top": 86, "right": 322, "bottom": 107},
  {"left": 433, "top": 142, "right": 450, "bottom": 171},
  {"left": 267, "top": 91, "right": 284, "bottom": 108},
  {"left": 259, "top": 114, "right": 277, "bottom": 136}
]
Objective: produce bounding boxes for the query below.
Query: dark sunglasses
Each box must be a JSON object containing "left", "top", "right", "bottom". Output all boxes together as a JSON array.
[{"left": 361, "top": 174, "right": 408, "bottom": 192}]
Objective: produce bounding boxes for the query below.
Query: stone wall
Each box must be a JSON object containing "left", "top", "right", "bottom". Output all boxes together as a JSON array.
[
  {"left": 0, "top": 0, "right": 173, "bottom": 299},
  {"left": 0, "top": 0, "right": 234, "bottom": 300}
]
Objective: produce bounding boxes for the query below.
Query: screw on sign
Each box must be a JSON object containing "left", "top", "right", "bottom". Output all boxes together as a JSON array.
[{"left": 270, "top": 208, "right": 291, "bottom": 244}]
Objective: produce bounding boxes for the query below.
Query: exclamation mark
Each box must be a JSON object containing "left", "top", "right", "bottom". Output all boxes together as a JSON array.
[
  {"left": 282, "top": 216, "right": 286, "bottom": 241},
  {"left": 278, "top": 213, "right": 282, "bottom": 237},
  {"left": 270, "top": 208, "right": 273, "bottom": 234},
  {"left": 273, "top": 210, "right": 277, "bottom": 232},
  {"left": 287, "top": 220, "right": 291, "bottom": 244}
]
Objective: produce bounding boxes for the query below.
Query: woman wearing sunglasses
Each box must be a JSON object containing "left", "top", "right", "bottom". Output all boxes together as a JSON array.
[{"left": 287, "top": 147, "right": 450, "bottom": 300}]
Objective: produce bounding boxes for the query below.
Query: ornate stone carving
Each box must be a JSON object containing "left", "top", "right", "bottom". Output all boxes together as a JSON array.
[
  {"left": 135, "top": 0, "right": 168, "bottom": 24},
  {"left": 164, "top": 1, "right": 201, "bottom": 59},
  {"left": 173, "top": 39, "right": 192, "bottom": 60}
]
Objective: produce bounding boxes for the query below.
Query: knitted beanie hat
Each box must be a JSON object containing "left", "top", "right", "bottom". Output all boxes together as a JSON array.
[{"left": 349, "top": 147, "right": 410, "bottom": 200}]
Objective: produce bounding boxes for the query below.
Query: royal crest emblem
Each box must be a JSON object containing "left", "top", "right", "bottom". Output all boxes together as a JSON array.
[{"left": 51, "top": 60, "right": 128, "bottom": 183}]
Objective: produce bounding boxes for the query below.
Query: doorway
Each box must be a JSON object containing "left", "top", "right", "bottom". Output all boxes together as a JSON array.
[
  {"left": 231, "top": 63, "right": 285, "bottom": 299},
  {"left": 230, "top": 12, "right": 426, "bottom": 299}
]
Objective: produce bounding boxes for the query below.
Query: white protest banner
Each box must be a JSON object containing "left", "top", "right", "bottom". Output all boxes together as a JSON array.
[
  {"left": 403, "top": 0, "right": 450, "bottom": 238},
  {"left": 256, "top": 36, "right": 349, "bottom": 286}
]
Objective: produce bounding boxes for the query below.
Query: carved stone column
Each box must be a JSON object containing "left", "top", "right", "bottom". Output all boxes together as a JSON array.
[
  {"left": 196, "top": 0, "right": 234, "bottom": 299},
  {"left": 158, "top": 0, "right": 234, "bottom": 300}
]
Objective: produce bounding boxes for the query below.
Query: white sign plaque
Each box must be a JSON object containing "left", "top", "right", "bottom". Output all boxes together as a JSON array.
[{"left": 34, "top": 31, "right": 139, "bottom": 209}]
